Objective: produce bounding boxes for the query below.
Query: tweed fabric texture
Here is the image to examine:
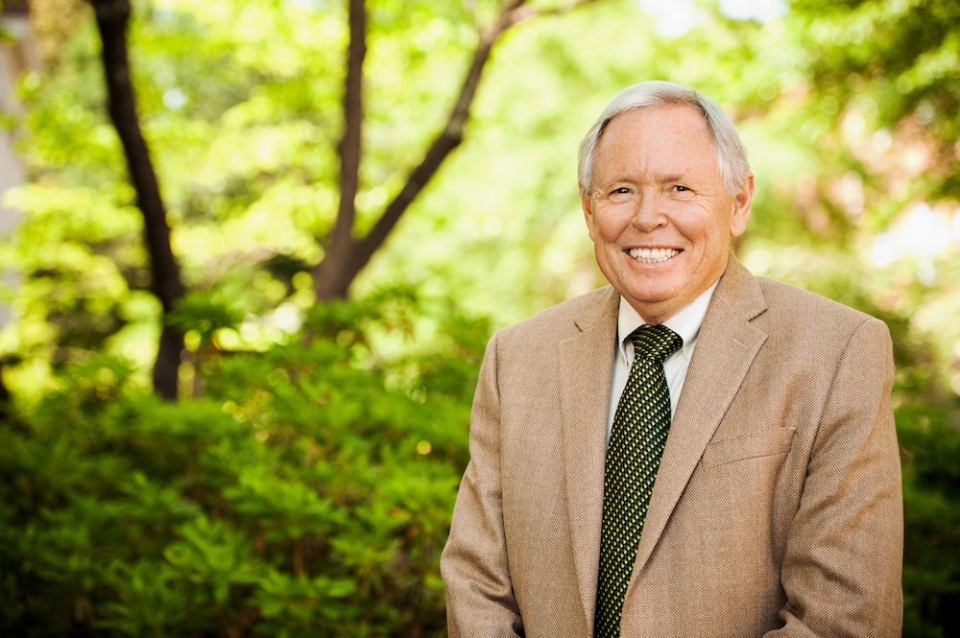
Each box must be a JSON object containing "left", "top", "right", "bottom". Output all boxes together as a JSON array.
[
  {"left": 441, "top": 257, "right": 903, "bottom": 638},
  {"left": 595, "top": 325, "right": 683, "bottom": 638}
]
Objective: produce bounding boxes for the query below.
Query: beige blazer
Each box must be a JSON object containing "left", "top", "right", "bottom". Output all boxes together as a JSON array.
[{"left": 441, "top": 256, "right": 903, "bottom": 637}]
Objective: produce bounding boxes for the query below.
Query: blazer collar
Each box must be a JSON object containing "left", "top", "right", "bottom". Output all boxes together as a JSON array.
[
  {"left": 558, "top": 255, "right": 769, "bottom": 626},
  {"left": 560, "top": 285, "right": 619, "bottom": 625},
  {"left": 631, "top": 254, "right": 769, "bottom": 578}
]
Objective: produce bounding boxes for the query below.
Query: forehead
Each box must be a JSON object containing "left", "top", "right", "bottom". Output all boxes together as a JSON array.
[{"left": 594, "top": 104, "right": 718, "bottom": 175}]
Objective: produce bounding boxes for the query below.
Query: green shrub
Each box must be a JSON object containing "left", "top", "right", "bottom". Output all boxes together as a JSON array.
[
  {"left": 898, "top": 404, "right": 960, "bottom": 638},
  {"left": 4, "top": 287, "right": 959, "bottom": 636},
  {"left": 0, "top": 290, "right": 488, "bottom": 636}
]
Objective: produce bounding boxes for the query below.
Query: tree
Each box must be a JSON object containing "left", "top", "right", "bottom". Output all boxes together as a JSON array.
[
  {"left": 85, "top": 0, "right": 184, "bottom": 400},
  {"left": 313, "top": 0, "right": 601, "bottom": 300},
  {"left": 3, "top": 0, "right": 960, "bottom": 634},
  {"left": 3, "top": 0, "right": 605, "bottom": 400}
]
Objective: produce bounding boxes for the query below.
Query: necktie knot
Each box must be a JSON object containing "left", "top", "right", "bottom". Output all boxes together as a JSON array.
[{"left": 629, "top": 324, "right": 683, "bottom": 364}]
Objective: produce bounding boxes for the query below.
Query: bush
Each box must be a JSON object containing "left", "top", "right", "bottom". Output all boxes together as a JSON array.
[
  {"left": 898, "top": 404, "right": 960, "bottom": 638},
  {"left": 0, "top": 290, "right": 489, "bottom": 636},
  {"left": 4, "top": 286, "right": 960, "bottom": 636}
]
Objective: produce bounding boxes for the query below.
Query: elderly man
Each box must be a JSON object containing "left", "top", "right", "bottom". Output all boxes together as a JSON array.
[{"left": 440, "top": 81, "right": 903, "bottom": 637}]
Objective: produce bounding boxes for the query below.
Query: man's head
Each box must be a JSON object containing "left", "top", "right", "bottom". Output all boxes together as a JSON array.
[{"left": 578, "top": 81, "right": 754, "bottom": 325}]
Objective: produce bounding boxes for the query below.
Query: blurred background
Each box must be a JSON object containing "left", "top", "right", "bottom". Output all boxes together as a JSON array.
[{"left": 0, "top": 0, "right": 957, "bottom": 635}]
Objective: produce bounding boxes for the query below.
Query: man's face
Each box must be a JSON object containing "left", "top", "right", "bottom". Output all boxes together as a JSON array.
[{"left": 581, "top": 104, "right": 753, "bottom": 324}]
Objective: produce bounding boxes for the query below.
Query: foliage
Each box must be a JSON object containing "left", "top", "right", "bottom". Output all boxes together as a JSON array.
[
  {"left": 766, "top": 0, "right": 960, "bottom": 401},
  {"left": 0, "top": 289, "right": 488, "bottom": 636},
  {"left": 0, "top": 0, "right": 485, "bottom": 394},
  {"left": 1, "top": 0, "right": 960, "bottom": 635},
  {"left": 898, "top": 404, "right": 960, "bottom": 638}
]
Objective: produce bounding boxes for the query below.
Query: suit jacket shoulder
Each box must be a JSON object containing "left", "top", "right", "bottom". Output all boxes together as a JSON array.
[
  {"left": 710, "top": 258, "right": 890, "bottom": 358},
  {"left": 494, "top": 285, "right": 619, "bottom": 350},
  {"left": 756, "top": 275, "right": 879, "bottom": 326}
]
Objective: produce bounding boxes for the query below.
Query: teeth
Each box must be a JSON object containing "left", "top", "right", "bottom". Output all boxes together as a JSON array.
[{"left": 628, "top": 248, "right": 680, "bottom": 263}]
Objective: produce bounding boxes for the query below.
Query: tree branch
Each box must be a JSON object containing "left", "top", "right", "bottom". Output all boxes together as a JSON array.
[
  {"left": 313, "top": 0, "right": 603, "bottom": 299},
  {"left": 327, "top": 0, "right": 531, "bottom": 296},
  {"left": 315, "top": 0, "right": 366, "bottom": 300},
  {"left": 511, "top": 0, "right": 601, "bottom": 21},
  {"left": 88, "top": 0, "right": 185, "bottom": 400}
]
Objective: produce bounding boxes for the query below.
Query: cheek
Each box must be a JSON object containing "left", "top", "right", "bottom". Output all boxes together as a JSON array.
[
  {"left": 597, "top": 222, "right": 621, "bottom": 243},
  {"left": 679, "top": 212, "right": 728, "bottom": 251},
  {"left": 593, "top": 209, "right": 631, "bottom": 242},
  {"left": 701, "top": 223, "right": 734, "bottom": 261}
]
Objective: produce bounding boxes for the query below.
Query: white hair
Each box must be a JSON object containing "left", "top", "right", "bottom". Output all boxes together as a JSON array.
[{"left": 577, "top": 81, "right": 750, "bottom": 196}]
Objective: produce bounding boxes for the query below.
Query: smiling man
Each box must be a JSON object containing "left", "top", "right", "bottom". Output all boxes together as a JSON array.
[{"left": 441, "top": 81, "right": 903, "bottom": 637}]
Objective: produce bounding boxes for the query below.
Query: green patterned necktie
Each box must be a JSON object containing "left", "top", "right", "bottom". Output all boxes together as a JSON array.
[{"left": 594, "top": 324, "right": 683, "bottom": 638}]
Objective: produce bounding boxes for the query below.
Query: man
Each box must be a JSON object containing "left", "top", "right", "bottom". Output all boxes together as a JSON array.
[{"left": 440, "top": 81, "right": 903, "bottom": 637}]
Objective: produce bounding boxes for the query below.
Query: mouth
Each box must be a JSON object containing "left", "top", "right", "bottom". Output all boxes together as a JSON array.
[{"left": 627, "top": 247, "right": 681, "bottom": 264}]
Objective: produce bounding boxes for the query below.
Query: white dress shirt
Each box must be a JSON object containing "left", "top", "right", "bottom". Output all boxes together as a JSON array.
[{"left": 606, "top": 282, "right": 719, "bottom": 442}]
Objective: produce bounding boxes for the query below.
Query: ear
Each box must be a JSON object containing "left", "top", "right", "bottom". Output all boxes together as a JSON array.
[
  {"left": 729, "top": 172, "right": 754, "bottom": 238},
  {"left": 581, "top": 188, "right": 599, "bottom": 241}
]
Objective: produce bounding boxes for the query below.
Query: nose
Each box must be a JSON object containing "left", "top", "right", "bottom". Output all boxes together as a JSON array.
[{"left": 631, "top": 191, "right": 666, "bottom": 232}]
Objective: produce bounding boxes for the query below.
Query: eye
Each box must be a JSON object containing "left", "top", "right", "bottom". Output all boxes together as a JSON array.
[
  {"left": 673, "top": 185, "right": 690, "bottom": 192},
  {"left": 612, "top": 187, "right": 631, "bottom": 195}
]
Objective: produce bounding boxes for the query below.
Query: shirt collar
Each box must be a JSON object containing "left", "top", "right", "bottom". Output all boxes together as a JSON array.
[{"left": 616, "top": 281, "right": 719, "bottom": 362}]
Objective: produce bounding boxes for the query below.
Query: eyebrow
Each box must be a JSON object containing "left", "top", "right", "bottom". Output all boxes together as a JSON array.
[
  {"left": 658, "top": 173, "right": 689, "bottom": 184},
  {"left": 600, "top": 172, "right": 691, "bottom": 186}
]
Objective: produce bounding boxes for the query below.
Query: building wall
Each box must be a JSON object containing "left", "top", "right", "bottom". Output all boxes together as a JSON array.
[
  {"left": 0, "top": 56, "right": 26, "bottom": 235},
  {"left": 1, "top": 8, "right": 35, "bottom": 222},
  {"left": 1, "top": 5, "right": 37, "bottom": 325}
]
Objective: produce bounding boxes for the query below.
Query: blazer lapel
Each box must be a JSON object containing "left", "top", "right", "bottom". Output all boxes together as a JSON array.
[
  {"left": 631, "top": 256, "right": 769, "bottom": 576},
  {"left": 559, "top": 286, "right": 619, "bottom": 628}
]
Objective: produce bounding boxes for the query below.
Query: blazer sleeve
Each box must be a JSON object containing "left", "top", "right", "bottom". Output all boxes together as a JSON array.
[
  {"left": 441, "top": 333, "right": 524, "bottom": 637},
  {"left": 766, "top": 317, "right": 903, "bottom": 637}
]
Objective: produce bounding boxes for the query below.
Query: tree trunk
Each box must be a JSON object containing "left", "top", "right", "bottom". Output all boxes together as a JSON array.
[
  {"left": 313, "top": 0, "right": 535, "bottom": 301},
  {"left": 314, "top": 0, "right": 367, "bottom": 301},
  {"left": 89, "top": 0, "right": 185, "bottom": 400},
  {"left": 311, "top": 0, "right": 602, "bottom": 300}
]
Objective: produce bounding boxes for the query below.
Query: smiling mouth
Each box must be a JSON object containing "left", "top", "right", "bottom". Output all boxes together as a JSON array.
[{"left": 627, "top": 247, "right": 681, "bottom": 263}]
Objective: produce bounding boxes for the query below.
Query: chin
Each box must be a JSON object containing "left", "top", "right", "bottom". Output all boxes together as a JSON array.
[{"left": 623, "top": 282, "right": 680, "bottom": 305}]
